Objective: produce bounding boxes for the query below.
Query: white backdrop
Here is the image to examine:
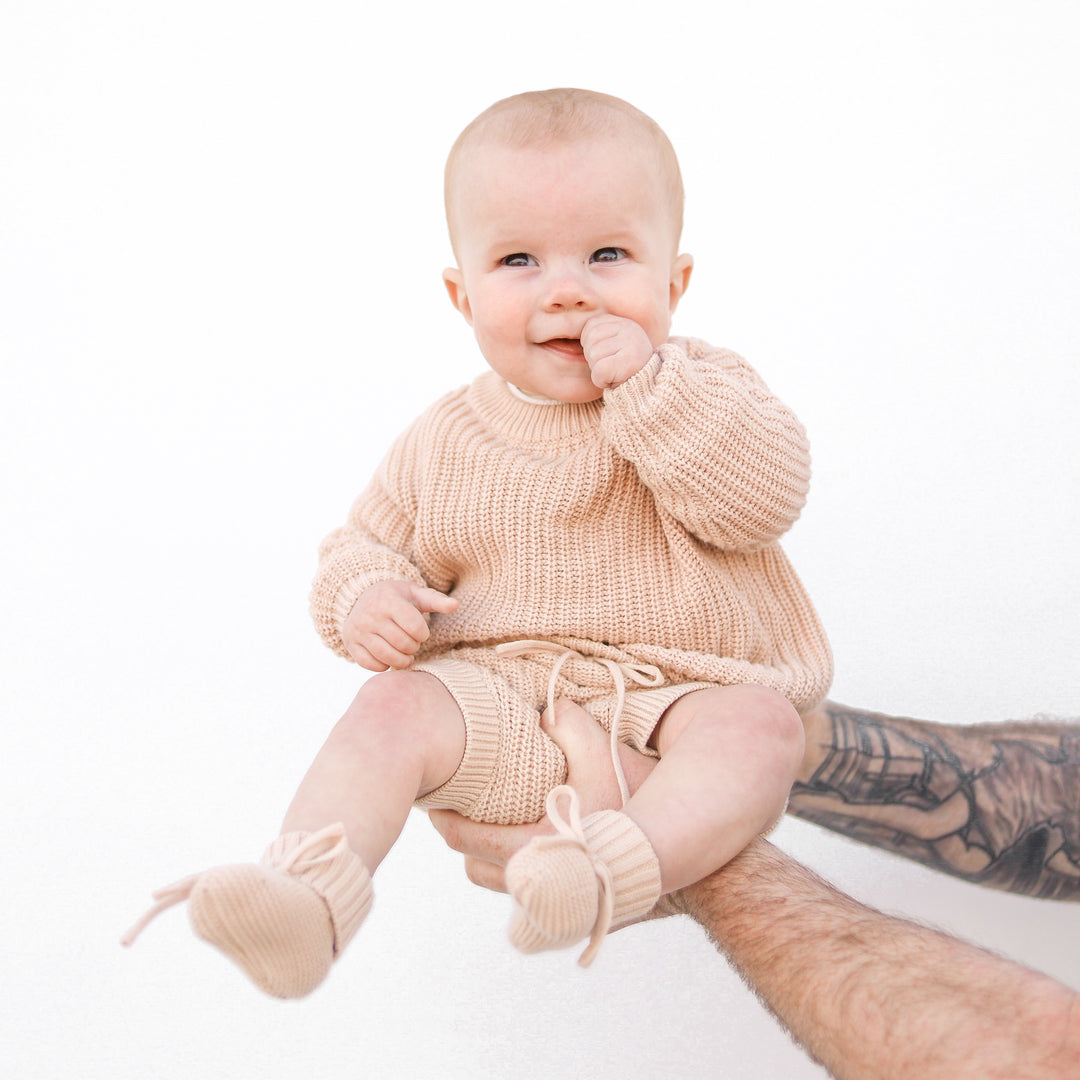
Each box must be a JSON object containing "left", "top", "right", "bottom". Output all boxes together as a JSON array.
[{"left": 3, "top": 2, "right": 1078, "bottom": 1077}]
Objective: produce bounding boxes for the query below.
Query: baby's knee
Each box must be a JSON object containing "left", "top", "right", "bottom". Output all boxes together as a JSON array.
[
  {"left": 730, "top": 684, "right": 804, "bottom": 748},
  {"left": 342, "top": 668, "right": 461, "bottom": 738},
  {"left": 661, "top": 684, "right": 805, "bottom": 760}
]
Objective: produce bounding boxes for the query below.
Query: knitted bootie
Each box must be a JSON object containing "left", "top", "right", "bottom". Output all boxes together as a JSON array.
[
  {"left": 505, "top": 786, "right": 661, "bottom": 967},
  {"left": 122, "top": 823, "right": 373, "bottom": 998}
]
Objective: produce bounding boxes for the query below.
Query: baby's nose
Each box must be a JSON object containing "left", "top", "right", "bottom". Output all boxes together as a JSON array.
[{"left": 541, "top": 266, "right": 599, "bottom": 311}]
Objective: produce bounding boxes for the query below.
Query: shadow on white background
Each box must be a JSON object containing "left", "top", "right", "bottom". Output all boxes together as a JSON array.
[{"left": 3, "top": 2, "right": 1077, "bottom": 1077}]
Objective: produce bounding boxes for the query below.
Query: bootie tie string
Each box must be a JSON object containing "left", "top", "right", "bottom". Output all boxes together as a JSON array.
[
  {"left": 120, "top": 822, "right": 355, "bottom": 949},
  {"left": 542, "top": 784, "right": 614, "bottom": 967}
]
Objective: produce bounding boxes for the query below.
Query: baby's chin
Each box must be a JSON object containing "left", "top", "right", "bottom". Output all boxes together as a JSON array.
[
  {"left": 546, "top": 379, "right": 606, "bottom": 404},
  {"left": 506, "top": 376, "right": 604, "bottom": 405}
]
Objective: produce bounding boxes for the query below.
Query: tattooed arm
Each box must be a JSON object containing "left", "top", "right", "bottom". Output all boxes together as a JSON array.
[
  {"left": 790, "top": 701, "right": 1080, "bottom": 900},
  {"left": 434, "top": 704, "right": 1080, "bottom": 1080}
]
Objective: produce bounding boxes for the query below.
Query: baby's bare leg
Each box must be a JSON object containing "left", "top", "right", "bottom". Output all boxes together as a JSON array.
[
  {"left": 504, "top": 685, "right": 805, "bottom": 963},
  {"left": 122, "top": 668, "right": 465, "bottom": 998},
  {"left": 282, "top": 669, "right": 466, "bottom": 872},
  {"left": 625, "top": 684, "right": 805, "bottom": 894}
]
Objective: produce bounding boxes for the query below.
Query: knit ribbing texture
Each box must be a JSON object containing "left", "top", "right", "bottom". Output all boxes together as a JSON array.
[
  {"left": 122, "top": 823, "right": 372, "bottom": 999},
  {"left": 506, "top": 786, "right": 661, "bottom": 966},
  {"left": 310, "top": 339, "right": 832, "bottom": 719}
]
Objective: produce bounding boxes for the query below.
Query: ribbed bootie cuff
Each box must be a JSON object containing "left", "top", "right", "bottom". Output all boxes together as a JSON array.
[
  {"left": 579, "top": 809, "right": 661, "bottom": 931},
  {"left": 262, "top": 824, "right": 373, "bottom": 955},
  {"left": 505, "top": 786, "right": 661, "bottom": 967},
  {"left": 122, "top": 823, "right": 373, "bottom": 1000}
]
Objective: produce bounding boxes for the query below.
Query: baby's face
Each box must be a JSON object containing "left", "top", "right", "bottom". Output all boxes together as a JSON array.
[{"left": 443, "top": 137, "right": 691, "bottom": 403}]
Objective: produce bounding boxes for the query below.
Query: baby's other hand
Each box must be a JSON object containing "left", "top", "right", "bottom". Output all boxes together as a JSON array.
[
  {"left": 580, "top": 314, "right": 655, "bottom": 390},
  {"left": 343, "top": 580, "right": 458, "bottom": 672}
]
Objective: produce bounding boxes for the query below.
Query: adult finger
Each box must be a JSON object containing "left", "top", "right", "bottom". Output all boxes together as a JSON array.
[
  {"left": 463, "top": 856, "right": 508, "bottom": 893},
  {"left": 429, "top": 808, "right": 549, "bottom": 869},
  {"left": 541, "top": 698, "right": 657, "bottom": 812}
]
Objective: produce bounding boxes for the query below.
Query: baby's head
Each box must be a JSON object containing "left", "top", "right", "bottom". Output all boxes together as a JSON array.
[
  {"left": 444, "top": 88, "right": 685, "bottom": 258},
  {"left": 442, "top": 89, "right": 693, "bottom": 403}
]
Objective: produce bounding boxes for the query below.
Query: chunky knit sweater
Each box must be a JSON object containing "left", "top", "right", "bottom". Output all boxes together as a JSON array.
[{"left": 311, "top": 338, "right": 832, "bottom": 713}]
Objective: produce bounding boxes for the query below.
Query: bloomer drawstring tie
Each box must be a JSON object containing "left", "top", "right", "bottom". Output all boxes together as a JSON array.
[
  {"left": 496, "top": 640, "right": 665, "bottom": 966},
  {"left": 120, "top": 821, "right": 358, "bottom": 948},
  {"left": 494, "top": 640, "right": 665, "bottom": 808}
]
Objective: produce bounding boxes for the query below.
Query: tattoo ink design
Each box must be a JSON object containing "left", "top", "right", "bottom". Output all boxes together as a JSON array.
[{"left": 789, "top": 703, "right": 1080, "bottom": 900}]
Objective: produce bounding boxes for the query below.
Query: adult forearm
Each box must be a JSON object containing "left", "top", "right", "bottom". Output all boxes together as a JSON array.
[
  {"left": 684, "top": 839, "right": 1080, "bottom": 1080},
  {"left": 789, "top": 701, "right": 1080, "bottom": 900}
]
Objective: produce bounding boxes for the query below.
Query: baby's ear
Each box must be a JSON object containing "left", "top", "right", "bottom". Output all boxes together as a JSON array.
[
  {"left": 442, "top": 268, "right": 473, "bottom": 325},
  {"left": 669, "top": 253, "right": 693, "bottom": 311}
]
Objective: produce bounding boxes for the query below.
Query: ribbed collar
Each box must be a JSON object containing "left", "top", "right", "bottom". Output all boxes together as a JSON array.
[{"left": 466, "top": 371, "right": 603, "bottom": 451}]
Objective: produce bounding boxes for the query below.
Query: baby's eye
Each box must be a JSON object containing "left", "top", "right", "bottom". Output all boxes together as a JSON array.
[
  {"left": 501, "top": 253, "right": 536, "bottom": 267},
  {"left": 591, "top": 247, "right": 626, "bottom": 263}
]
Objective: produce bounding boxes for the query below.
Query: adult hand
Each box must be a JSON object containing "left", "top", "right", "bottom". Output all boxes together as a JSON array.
[
  {"left": 430, "top": 698, "right": 659, "bottom": 892},
  {"left": 342, "top": 580, "right": 458, "bottom": 671}
]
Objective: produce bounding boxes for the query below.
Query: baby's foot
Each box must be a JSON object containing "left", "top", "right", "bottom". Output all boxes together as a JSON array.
[
  {"left": 123, "top": 823, "right": 372, "bottom": 998},
  {"left": 505, "top": 786, "right": 661, "bottom": 966}
]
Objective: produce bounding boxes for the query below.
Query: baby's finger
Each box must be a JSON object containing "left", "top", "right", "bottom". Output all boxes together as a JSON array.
[
  {"left": 589, "top": 362, "right": 619, "bottom": 390},
  {"left": 377, "top": 610, "right": 428, "bottom": 652},
  {"left": 347, "top": 641, "right": 391, "bottom": 673},
  {"left": 360, "top": 634, "right": 417, "bottom": 671},
  {"left": 581, "top": 313, "right": 627, "bottom": 346},
  {"left": 410, "top": 586, "right": 460, "bottom": 615},
  {"left": 389, "top": 604, "right": 433, "bottom": 647}
]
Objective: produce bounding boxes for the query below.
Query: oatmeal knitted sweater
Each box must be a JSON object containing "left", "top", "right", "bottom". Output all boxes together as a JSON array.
[{"left": 311, "top": 338, "right": 832, "bottom": 712}]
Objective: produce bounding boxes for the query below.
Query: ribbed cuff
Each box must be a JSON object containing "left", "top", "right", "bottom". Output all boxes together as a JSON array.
[
  {"left": 262, "top": 827, "right": 373, "bottom": 954},
  {"left": 412, "top": 659, "right": 502, "bottom": 818},
  {"left": 581, "top": 811, "right": 661, "bottom": 927}
]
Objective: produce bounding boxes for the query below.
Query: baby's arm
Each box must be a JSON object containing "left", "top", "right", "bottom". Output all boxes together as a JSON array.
[
  {"left": 311, "top": 489, "right": 428, "bottom": 660},
  {"left": 311, "top": 405, "right": 460, "bottom": 661},
  {"left": 599, "top": 337, "right": 811, "bottom": 550},
  {"left": 342, "top": 579, "right": 459, "bottom": 671}
]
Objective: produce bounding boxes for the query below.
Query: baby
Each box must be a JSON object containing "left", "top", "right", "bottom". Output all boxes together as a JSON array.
[{"left": 124, "top": 88, "right": 832, "bottom": 997}]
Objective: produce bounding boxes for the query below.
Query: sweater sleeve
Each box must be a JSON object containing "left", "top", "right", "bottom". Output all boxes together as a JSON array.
[
  {"left": 308, "top": 429, "right": 430, "bottom": 660},
  {"left": 599, "top": 338, "right": 811, "bottom": 551}
]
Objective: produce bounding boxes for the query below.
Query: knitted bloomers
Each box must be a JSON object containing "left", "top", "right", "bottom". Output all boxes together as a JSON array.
[
  {"left": 122, "top": 823, "right": 372, "bottom": 998},
  {"left": 506, "top": 785, "right": 662, "bottom": 967}
]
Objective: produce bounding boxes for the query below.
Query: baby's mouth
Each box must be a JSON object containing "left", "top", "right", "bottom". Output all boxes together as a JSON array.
[{"left": 540, "top": 337, "right": 586, "bottom": 360}]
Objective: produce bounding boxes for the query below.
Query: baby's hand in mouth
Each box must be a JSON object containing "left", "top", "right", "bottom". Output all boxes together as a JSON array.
[{"left": 580, "top": 315, "right": 655, "bottom": 389}]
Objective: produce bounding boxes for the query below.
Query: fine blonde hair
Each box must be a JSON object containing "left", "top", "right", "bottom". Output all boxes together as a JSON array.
[{"left": 444, "top": 88, "right": 685, "bottom": 253}]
